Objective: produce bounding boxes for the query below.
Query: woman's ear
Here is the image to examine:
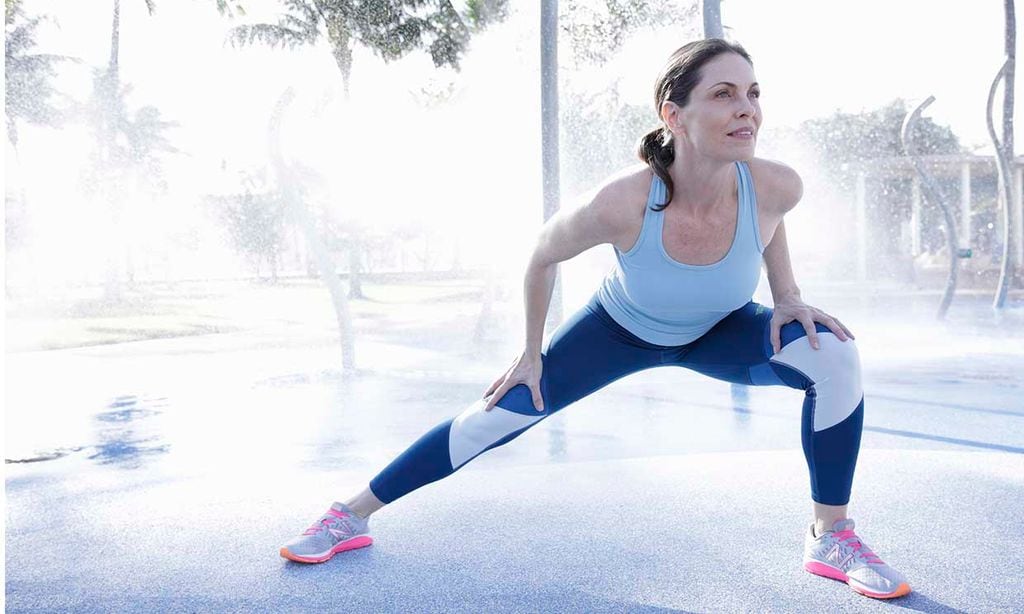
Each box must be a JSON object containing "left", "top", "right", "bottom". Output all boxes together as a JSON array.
[{"left": 660, "top": 101, "right": 684, "bottom": 137}]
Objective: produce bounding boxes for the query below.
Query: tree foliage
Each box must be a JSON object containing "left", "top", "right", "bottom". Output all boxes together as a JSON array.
[
  {"left": 222, "top": 0, "right": 510, "bottom": 83},
  {"left": 78, "top": 69, "right": 179, "bottom": 199},
  {"left": 787, "top": 100, "right": 973, "bottom": 264},
  {"left": 4, "top": 0, "right": 77, "bottom": 145},
  {"left": 210, "top": 169, "right": 288, "bottom": 280},
  {"left": 561, "top": 0, "right": 699, "bottom": 68},
  {"left": 794, "top": 99, "right": 965, "bottom": 193}
]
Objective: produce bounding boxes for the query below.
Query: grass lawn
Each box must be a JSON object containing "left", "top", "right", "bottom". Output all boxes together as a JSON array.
[{"left": 5, "top": 275, "right": 500, "bottom": 352}]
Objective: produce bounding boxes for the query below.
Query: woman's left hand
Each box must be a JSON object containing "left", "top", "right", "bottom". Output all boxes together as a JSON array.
[{"left": 769, "top": 297, "right": 854, "bottom": 354}]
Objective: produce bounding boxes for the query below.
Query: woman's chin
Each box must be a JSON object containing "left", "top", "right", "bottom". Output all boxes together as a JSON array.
[{"left": 732, "top": 142, "right": 756, "bottom": 161}]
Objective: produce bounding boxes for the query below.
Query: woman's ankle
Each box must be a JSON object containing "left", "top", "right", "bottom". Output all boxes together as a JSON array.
[{"left": 345, "top": 486, "right": 386, "bottom": 519}]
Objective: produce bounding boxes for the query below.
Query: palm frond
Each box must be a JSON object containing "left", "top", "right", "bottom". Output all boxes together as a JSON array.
[
  {"left": 227, "top": 23, "right": 315, "bottom": 49},
  {"left": 214, "top": 0, "right": 246, "bottom": 18}
]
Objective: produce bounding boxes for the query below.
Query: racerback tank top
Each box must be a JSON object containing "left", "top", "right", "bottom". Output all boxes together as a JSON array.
[{"left": 595, "top": 161, "right": 766, "bottom": 346}]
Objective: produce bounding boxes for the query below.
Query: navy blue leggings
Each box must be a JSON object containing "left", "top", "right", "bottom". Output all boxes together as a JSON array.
[{"left": 369, "top": 292, "right": 864, "bottom": 506}]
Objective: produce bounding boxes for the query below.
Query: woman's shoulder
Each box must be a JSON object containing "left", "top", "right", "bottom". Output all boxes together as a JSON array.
[
  {"left": 582, "top": 164, "right": 652, "bottom": 223},
  {"left": 746, "top": 157, "right": 803, "bottom": 214},
  {"left": 565, "top": 164, "right": 652, "bottom": 250}
]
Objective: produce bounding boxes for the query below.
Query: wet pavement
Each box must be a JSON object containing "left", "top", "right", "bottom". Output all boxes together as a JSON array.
[{"left": 5, "top": 290, "right": 1024, "bottom": 613}]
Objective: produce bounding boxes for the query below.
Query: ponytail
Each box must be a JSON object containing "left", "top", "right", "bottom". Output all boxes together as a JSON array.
[{"left": 636, "top": 126, "right": 675, "bottom": 211}]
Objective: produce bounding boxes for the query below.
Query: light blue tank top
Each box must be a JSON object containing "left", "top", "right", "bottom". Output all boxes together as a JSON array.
[{"left": 595, "top": 161, "right": 766, "bottom": 346}]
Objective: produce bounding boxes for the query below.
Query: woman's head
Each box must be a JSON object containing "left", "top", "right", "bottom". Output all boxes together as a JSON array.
[{"left": 637, "top": 39, "right": 758, "bottom": 209}]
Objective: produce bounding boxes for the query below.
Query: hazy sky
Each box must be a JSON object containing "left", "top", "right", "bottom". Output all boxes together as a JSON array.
[
  {"left": 10, "top": 1, "right": 1021, "bottom": 274},
  {"left": 6, "top": 0, "right": 1021, "bottom": 291},
  {"left": 596, "top": 1, "right": 1018, "bottom": 151},
  {"left": 25, "top": 0, "right": 1020, "bottom": 154}
]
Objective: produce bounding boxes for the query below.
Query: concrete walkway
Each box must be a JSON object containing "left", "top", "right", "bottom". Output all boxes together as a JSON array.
[{"left": 6, "top": 294, "right": 1024, "bottom": 612}]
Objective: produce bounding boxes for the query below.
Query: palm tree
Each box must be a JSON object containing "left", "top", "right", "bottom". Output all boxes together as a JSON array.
[
  {"left": 218, "top": 0, "right": 510, "bottom": 370},
  {"left": 5, "top": 0, "right": 75, "bottom": 146},
  {"left": 86, "top": 0, "right": 184, "bottom": 298},
  {"left": 230, "top": 1, "right": 508, "bottom": 300},
  {"left": 5, "top": 0, "right": 78, "bottom": 296},
  {"left": 99, "top": 0, "right": 155, "bottom": 163}
]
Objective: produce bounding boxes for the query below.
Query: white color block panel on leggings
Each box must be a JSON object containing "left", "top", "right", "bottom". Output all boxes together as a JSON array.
[
  {"left": 448, "top": 398, "right": 545, "bottom": 469},
  {"left": 770, "top": 333, "right": 863, "bottom": 432}
]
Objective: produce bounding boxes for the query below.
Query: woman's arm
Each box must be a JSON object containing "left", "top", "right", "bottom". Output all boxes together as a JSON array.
[
  {"left": 761, "top": 167, "right": 854, "bottom": 354},
  {"left": 763, "top": 219, "right": 802, "bottom": 305},
  {"left": 522, "top": 173, "right": 637, "bottom": 355}
]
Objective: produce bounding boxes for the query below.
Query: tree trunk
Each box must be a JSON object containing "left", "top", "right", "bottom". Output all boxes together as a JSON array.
[
  {"left": 347, "top": 235, "right": 364, "bottom": 298},
  {"left": 323, "top": 25, "right": 365, "bottom": 299},
  {"left": 269, "top": 88, "right": 356, "bottom": 370},
  {"left": 102, "top": 0, "right": 123, "bottom": 302}
]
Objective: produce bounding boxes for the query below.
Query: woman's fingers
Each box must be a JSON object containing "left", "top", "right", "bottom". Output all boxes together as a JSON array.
[
  {"left": 483, "top": 381, "right": 510, "bottom": 412},
  {"left": 816, "top": 314, "right": 847, "bottom": 342},
  {"left": 834, "top": 317, "right": 855, "bottom": 340},
  {"left": 799, "top": 315, "right": 820, "bottom": 350},
  {"left": 770, "top": 320, "right": 782, "bottom": 355},
  {"left": 773, "top": 305, "right": 855, "bottom": 354},
  {"left": 483, "top": 374, "right": 504, "bottom": 399},
  {"left": 529, "top": 384, "right": 544, "bottom": 413}
]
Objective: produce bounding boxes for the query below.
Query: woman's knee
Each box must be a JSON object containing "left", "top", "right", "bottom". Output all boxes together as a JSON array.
[
  {"left": 776, "top": 321, "right": 862, "bottom": 374},
  {"left": 772, "top": 324, "right": 863, "bottom": 430},
  {"left": 448, "top": 394, "right": 547, "bottom": 469}
]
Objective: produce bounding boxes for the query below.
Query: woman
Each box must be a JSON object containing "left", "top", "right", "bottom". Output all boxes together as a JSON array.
[{"left": 280, "top": 39, "right": 911, "bottom": 600}]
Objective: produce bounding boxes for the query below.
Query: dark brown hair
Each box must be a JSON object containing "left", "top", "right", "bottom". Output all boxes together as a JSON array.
[{"left": 637, "top": 39, "right": 753, "bottom": 210}]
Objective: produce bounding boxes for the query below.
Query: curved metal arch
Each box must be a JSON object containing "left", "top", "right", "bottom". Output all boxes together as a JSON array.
[{"left": 901, "top": 96, "right": 961, "bottom": 320}]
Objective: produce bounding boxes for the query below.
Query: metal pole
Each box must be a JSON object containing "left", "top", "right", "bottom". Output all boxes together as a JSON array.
[
  {"left": 911, "top": 174, "right": 922, "bottom": 256},
  {"left": 541, "top": 0, "right": 562, "bottom": 327},
  {"left": 703, "top": 0, "right": 723, "bottom": 38},
  {"left": 1015, "top": 165, "right": 1023, "bottom": 266},
  {"left": 960, "top": 162, "right": 972, "bottom": 251},
  {"left": 902, "top": 97, "right": 960, "bottom": 318},
  {"left": 989, "top": 59, "right": 1015, "bottom": 309}
]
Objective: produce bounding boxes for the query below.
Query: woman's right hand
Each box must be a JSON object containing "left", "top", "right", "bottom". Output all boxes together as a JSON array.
[{"left": 482, "top": 351, "right": 544, "bottom": 413}]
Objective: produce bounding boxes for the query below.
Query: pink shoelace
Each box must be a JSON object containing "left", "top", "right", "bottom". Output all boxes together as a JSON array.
[
  {"left": 302, "top": 509, "right": 349, "bottom": 536},
  {"left": 833, "top": 529, "right": 885, "bottom": 565}
]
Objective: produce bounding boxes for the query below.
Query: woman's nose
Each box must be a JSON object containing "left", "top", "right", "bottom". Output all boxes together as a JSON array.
[{"left": 736, "top": 98, "right": 755, "bottom": 117}]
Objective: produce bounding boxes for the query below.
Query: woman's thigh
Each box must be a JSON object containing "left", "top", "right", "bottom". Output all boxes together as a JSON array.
[
  {"left": 670, "top": 301, "right": 832, "bottom": 388},
  {"left": 493, "top": 295, "right": 669, "bottom": 415}
]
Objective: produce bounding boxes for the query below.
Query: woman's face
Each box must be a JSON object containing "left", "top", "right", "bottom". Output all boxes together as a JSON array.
[{"left": 665, "top": 52, "right": 761, "bottom": 162}]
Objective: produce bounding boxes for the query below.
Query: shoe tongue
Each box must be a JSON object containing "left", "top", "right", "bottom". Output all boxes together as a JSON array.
[
  {"left": 831, "top": 518, "right": 855, "bottom": 532},
  {"left": 330, "top": 502, "right": 352, "bottom": 515}
]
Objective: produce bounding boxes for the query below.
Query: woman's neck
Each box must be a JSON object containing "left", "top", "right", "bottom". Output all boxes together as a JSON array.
[{"left": 667, "top": 153, "right": 737, "bottom": 217}]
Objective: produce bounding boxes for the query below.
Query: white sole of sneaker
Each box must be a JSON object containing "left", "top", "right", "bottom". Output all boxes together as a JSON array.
[{"left": 803, "top": 559, "right": 911, "bottom": 599}]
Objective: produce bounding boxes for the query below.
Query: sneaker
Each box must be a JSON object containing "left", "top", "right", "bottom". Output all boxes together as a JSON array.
[
  {"left": 280, "top": 502, "right": 373, "bottom": 564},
  {"left": 803, "top": 518, "right": 911, "bottom": 599}
]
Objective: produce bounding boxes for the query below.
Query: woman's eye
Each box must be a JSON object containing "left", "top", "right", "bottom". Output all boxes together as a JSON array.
[
  {"left": 751, "top": 90, "right": 761, "bottom": 98},
  {"left": 716, "top": 90, "right": 730, "bottom": 98}
]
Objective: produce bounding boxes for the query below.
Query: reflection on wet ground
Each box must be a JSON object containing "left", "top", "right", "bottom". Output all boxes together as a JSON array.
[
  {"left": 4, "top": 291, "right": 1022, "bottom": 477},
  {"left": 4, "top": 446, "right": 86, "bottom": 464},
  {"left": 6, "top": 394, "right": 170, "bottom": 468},
  {"left": 6, "top": 361, "right": 1022, "bottom": 479}
]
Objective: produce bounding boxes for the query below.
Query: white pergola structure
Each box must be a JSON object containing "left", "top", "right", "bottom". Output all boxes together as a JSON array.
[{"left": 848, "top": 154, "right": 1024, "bottom": 281}]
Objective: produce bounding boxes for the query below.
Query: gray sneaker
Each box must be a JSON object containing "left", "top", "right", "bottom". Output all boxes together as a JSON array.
[
  {"left": 280, "top": 502, "right": 373, "bottom": 563},
  {"left": 803, "top": 518, "right": 911, "bottom": 599}
]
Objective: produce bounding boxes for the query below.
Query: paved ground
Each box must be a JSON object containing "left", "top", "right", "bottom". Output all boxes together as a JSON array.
[{"left": 5, "top": 289, "right": 1024, "bottom": 613}]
